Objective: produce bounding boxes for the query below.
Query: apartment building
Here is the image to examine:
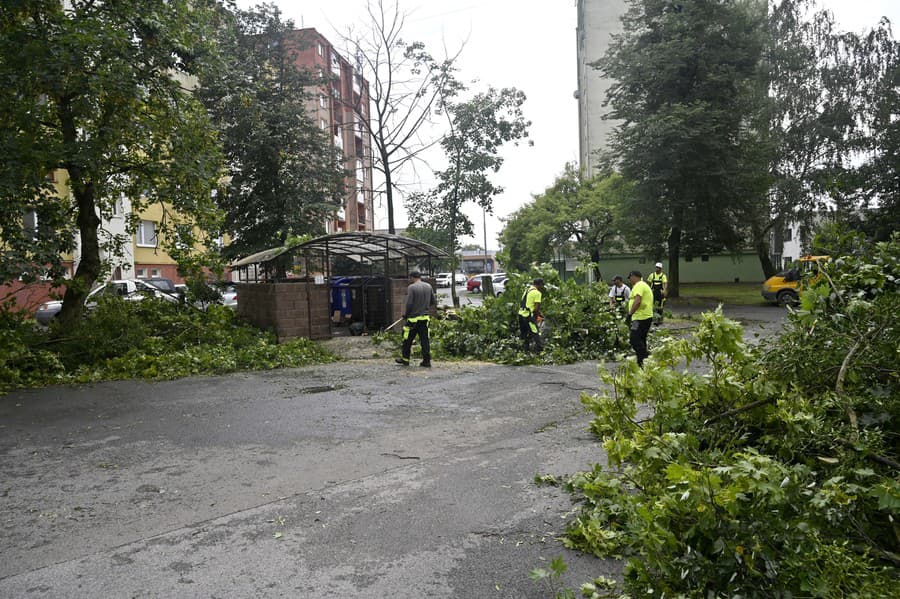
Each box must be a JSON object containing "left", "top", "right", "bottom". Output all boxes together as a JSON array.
[
  {"left": 575, "top": 0, "right": 626, "bottom": 177},
  {"left": 287, "top": 28, "right": 375, "bottom": 233}
]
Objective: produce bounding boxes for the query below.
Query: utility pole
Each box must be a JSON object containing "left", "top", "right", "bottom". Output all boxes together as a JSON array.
[{"left": 482, "top": 207, "right": 488, "bottom": 273}]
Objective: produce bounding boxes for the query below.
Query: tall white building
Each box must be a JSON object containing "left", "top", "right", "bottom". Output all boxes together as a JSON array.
[{"left": 575, "top": 0, "right": 627, "bottom": 176}]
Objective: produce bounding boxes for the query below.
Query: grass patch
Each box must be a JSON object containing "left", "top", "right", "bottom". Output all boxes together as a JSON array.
[{"left": 671, "top": 282, "right": 766, "bottom": 306}]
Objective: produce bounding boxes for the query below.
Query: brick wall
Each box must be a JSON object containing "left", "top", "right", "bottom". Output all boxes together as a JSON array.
[{"left": 236, "top": 282, "right": 331, "bottom": 341}]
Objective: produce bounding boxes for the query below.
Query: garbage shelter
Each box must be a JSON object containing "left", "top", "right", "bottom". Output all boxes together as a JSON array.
[{"left": 230, "top": 232, "right": 447, "bottom": 341}]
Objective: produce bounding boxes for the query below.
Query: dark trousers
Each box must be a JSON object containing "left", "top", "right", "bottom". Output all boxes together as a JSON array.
[
  {"left": 518, "top": 315, "right": 541, "bottom": 351},
  {"left": 629, "top": 317, "right": 652, "bottom": 366},
  {"left": 401, "top": 319, "right": 430, "bottom": 361},
  {"left": 652, "top": 289, "right": 665, "bottom": 323}
]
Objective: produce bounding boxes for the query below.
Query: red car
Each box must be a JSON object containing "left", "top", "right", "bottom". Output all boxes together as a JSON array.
[{"left": 466, "top": 276, "right": 481, "bottom": 292}]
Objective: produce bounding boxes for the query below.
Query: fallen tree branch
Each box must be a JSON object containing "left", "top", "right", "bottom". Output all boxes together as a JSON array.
[
  {"left": 836, "top": 437, "right": 900, "bottom": 470},
  {"left": 704, "top": 397, "right": 776, "bottom": 426}
]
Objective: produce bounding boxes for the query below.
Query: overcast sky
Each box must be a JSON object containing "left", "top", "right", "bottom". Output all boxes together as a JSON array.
[{"left": 240, "top": 0, "right": 898, "bottom": 249}]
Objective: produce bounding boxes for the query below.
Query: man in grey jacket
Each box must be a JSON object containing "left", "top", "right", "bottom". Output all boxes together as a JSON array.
[{"left": 396, "top": 271, "right": 437, "bottom": 367}]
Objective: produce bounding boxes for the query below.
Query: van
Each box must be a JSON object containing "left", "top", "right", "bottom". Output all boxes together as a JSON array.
[{"left": 761, "top": 255, "right": 830, "bottom": 305}]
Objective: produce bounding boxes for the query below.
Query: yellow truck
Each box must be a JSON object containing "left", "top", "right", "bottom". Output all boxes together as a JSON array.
[{"left": 761, "top": 255, "right": 830, "bottom": 305}]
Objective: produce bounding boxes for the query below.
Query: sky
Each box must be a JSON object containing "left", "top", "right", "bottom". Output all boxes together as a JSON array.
[{"left": 239, "top": 0, "right": 899, "bottom": 250}]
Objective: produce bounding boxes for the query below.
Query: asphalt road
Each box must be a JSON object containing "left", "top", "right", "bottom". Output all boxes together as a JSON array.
[
  {"left": 1, "top": 359, "right": 618, "bottom": 598},
  {"left": 0, "top": 304, "right": 787, "bottom": 598}
]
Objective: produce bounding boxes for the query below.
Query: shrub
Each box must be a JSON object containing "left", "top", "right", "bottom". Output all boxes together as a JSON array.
[{"left": 0, "top": 296, "right": 337, "bottom": 392}]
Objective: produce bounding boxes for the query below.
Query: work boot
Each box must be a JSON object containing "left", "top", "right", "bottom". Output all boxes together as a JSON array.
[
  {"left": 395, "top": 358, "right": 409, "bottom": 366},
  {"left": 419, "top": 360, "right": 431, "bottom": 368}
]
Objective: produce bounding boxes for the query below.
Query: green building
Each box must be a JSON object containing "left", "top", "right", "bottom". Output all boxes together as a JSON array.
[{"left": 554, "top": 251, "right": 765, "bottom": 284}]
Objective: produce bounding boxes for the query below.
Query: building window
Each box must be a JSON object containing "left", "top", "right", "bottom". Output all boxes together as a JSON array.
[
  {"left": 701, "top": 255, "right": 710, "bottom": 262},
  {"left": 685, "top": 256, "right": 693, "bottom": 262},
  {"left": 151, "top": 268, "right": 161, "bottom": 277},
  {"left": 638, "top": 257, "right": 647, "bottom": 264},
  {"left": 320, "top": 95, "right": 327, "bottom": 109},
  {"left": 320, "top": 119, "right": 327, "bottom": 130},
  {"left": 317, "top": 43, "right": 323, "bottom": 56},
  {"left": 783, "top": 228, "right": 792, "bottom": 241},
  {"left": 137, "top": 220, "right": 157, "bottom": 247},
  {"left": 136, "top": 268, "right": 148, "bottom": 278}
]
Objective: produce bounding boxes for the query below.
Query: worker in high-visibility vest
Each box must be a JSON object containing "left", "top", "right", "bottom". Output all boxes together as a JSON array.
[
  {"left": 647, "top": 262, "right": 668, "bottom": 325},
  {"left": 607, "top": 275, "right": 631, "bottom": 316},
  {"left": 626, "top": 270, "right": 654, "bottom": 367},
  {"left": 517, "top": 277, "right": 546, "bottom": 352}
]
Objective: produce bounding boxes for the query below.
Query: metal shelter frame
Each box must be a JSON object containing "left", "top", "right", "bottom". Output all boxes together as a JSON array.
[{"left": 231, "top": 232, "right": 447, "bottom": 333}]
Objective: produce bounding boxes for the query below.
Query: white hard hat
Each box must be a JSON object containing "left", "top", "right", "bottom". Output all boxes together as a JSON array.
[{"left": 655, "top": 262, "right": 663, "bottom": 268}]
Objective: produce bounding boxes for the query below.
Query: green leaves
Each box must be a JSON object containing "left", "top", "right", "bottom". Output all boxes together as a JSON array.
[
  {"left": 429, "top": 267, "right": 625, "bottom": 365},
  {"left": 0, "top": 297, "right": 337, "bottom": 392},
  {"left": 500, "top": 166, "right": 629, "bottom": 275},
  {"left": 561, "top": 237, "right": 900, "bottom": 595},
  {"left": 407, "top": 86, "right": 530, "bottom": 275},
  {"left": 198, "top": 7, "right": 343, "bottom": 261}
]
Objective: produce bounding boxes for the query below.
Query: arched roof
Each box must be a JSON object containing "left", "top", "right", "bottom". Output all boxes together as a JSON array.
[
  {"left": 293, "top": 232, "right": 448, "bottom": 261},
  {"left": 230, "top": 232, "right": 447, "bottom": 268}
]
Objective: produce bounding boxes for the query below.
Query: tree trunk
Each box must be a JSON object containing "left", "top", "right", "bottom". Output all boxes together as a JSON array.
[
  {"left": 381, "top": 144, "right": 395, "bottom": 234},
  {"left": 58, "top": 176, "right": 101, "bottom": 329},
  {"left": 752, "top": 223, "right": 777, "bottom": 279},
  {"left": 57, "top": 99, "right": 101, "bottom": 329},
  {"left": 590, "top": 248, "right": 602, "bottom": 282},
  {"left": 667, "top": 224, "right": 681, "bottom": 298}
]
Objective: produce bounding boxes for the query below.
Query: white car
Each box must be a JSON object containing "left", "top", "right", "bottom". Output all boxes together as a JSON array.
[
  {"left": 216, "top": 283, "right": 238, "bottom": 309},
  {"left": 434, "top": 273, "right": 453, "bottom": 288},
  {"left": 435, "top": 273, "right": 467, "bottom": 288},
  {"left": 492, "top": 275, "right": 507, "bottom": 296}
]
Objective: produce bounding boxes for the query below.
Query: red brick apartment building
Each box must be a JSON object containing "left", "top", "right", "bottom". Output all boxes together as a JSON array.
[{"left": 287, "top": 28, "right": 375, "bottom": 233}]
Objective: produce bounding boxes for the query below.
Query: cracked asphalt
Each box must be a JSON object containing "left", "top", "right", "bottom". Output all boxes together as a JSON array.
[{"left": 0, "top": 303, "right": 786, "bottom": 598}]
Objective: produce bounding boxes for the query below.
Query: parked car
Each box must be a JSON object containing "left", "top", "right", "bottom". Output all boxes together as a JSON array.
[
  {"left": 141, "top": 277, "right": 182, "bottom": 302},
  {"left": 214, "top": 282, "right": 238, "bottom": 309},
  {"left": 467, "top": 272, "right": 506, "bottom": 294},
  {"left": 435, "top": 273, "right": 453, "bottom": 288},
  {"left": 435, "top": 273, "right": 467, "bottom": 288},
  {"left": 492, "top": 274, "right": 507, "bottom": 296},
  {"left": 34, "top": 279, "right": 177, "bottom": 325}
]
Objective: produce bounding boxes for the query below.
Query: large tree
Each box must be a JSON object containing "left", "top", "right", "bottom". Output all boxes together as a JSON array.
[
  {"left": 599, "top": 0, "right": 768, "bottom": 296},
  {"left": 838, "top": 14, "right": 900, "bottom": 241},
  {"left": 745, "top": 1, "right": 881, "bottom": 277},
  {"left": 0, "top": 0, "right": 223, "bottom": 325},
  {"left": 407, "top": 87, "right": 530, "bottom": 307},
  {"left": 500, "top": 165, "right": 629, "bottom": 280},
  {"left": 198, "top": 5, "right": 344, "bottom": 263},
  {"left": 339, "top": 0, "right": 461, "bottom": 234}
]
